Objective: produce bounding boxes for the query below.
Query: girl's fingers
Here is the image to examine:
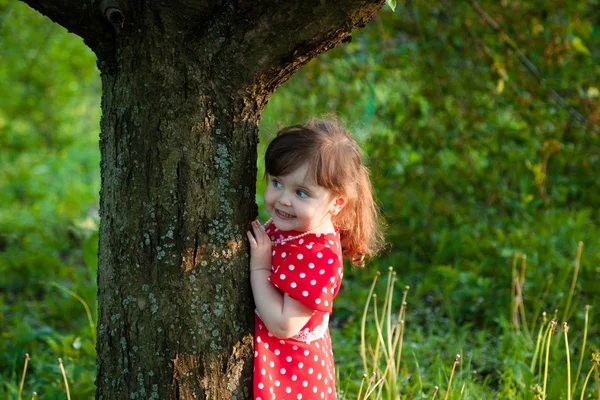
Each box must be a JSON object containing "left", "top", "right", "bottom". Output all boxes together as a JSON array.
[{"left": 246, "top": 231, "right": 257, "bottom": 247}]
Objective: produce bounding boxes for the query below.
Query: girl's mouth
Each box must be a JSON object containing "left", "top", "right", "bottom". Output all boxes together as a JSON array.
[{"left": 275, "top": 209, "right": 296, "bottom": 219}]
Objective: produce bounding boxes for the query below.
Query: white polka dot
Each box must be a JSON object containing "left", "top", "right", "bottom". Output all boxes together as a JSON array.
[
  {"left": 275, "top": 380, "right": 280, "bottom": 387},
  {"left": 274, "top": 349, "right": 280, "bottom": 355},
  {"left": 297, "top": 254, "right": 304, "bottom": 260},
  {"left": 299, "top": 273, "right": 306, "bottom": 278},
  {"left": 314, "top": 355, "right": 319, "bottom": 361},
  {"left": 328, "top": 258, "right": 334, "bottom": 264},
  {"left": 262, "top": 355, "right": 266, "bottom": 362},
  {"left": 258, "top": 383, "right": 264, "bottom": 389},
  {"left": 338, "top": 268, "right": 342, "bottom": 275},
  {"left": 291, "top": 282, "right": 297, "bottom": 288},
  {"left": 299, "top": 239, "right": 304, "bottom": 244},
  {"left": 286, "top": 356, "right": 292, "bottom": 362},
  {"left": 298, "top": 362, "right": 304, "bottom": 368},
  {"left": 319, "top": 269, "right": 325, "bottom": 275},
  {"left": 315, "top": 298, "right": 321, "bottom": 304},
  {"left": 257, "top": 336, "right": 262, "bottom": 343},
  {"left": 328, "top": 387, "right": 332, "bottom": 394},
  {"left": 330, "top": 277, "right": 335, "bottom": 283},
  {"left": 267, "top": 331, "right": 273, "bottom": 337},
  {"left": 292, "top": 375, "right": 297, "bottom": 381},
  {"left": 280, "top": 274, "right": 286, "bottom": 280},
  {"left": 280, "top": 340, "right": 285, "bottom": 345},
  {"left": 313, "top": 386, "right": 318, "bottom": 393},
  {"left": 310, "top": 279, "right": 317, "bottom": 285},
  {"left": 308, "top": 368, "right": 314, "bottom": 374},
  {"left": 302, "top": 381, "right": 308, "bottom": 387},
  {"left": 329, "top": 240, "right": 334, "bottom": 244},
  {"left": 264, "top": 343, "right": 269, "bottom": 349},
  {"left": 269, "top": 361, "right": 274, "bottom": 368},
  {"left": 293, "top": 345, "right": 298, "bottom": 350},
  {"left": 302, "top": 291, "right": 309, "bottom": 297},
  {"left": 321, "top": 392, "right": 325, "bottom": 398},
  {"left": 297, "top": 395, "right": 302, "bottom": 400},
  {"left": 280, "top": 368, "right": 286, "bottom": 374},
  {"left": 317, "top": 252, "right": 323, "bottom": 258},
  {"left": 289, "top": 264, "right": 295, "bottom": 270},
  {"left": 324, "top": 300, "right": 329, "bottom": 307},
  {"left": 309, "top": 263, "right": 315, "bottom": 269},
  {"left": 304, "top": 350, "right": 309, "bottom": 356},
  {"left": 286, "top": 387, "right": 292, "bottom": 393},
  {"left": 254, "top": 351, "right": 258, "bottom": 357},
  {"left": 261, "top": 369, "right": 266, "bottom": 375},
  {"left": 282, "top": 252, "right": 287, "bottom": 257},
  {"left": 318, "top": 373, "right": 322, "bottom": 379}
]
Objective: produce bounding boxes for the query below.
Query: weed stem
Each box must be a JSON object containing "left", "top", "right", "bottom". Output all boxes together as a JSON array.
[
  {"left": 18, "top": 353, "right": 30, "bottom": 400},
  {"left": 543, "top": 320, "right": 557, "bottom": 398},
  {"left": 563, "top": 322, "right": 571, "bottom": 400},
  {"left": 444, "top": 354, "right": 460, "bottom": 400},
  {"left": 58, "top": 358, "right": 71, "bottom": 400}
]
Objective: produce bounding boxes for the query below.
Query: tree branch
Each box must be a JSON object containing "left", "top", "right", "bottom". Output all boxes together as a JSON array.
[
  {"left": 194, "top": 0, "right": 385, "bottom": 93},
  {"left": 18, "top": 0, "right": 115, "bottom": 60}
]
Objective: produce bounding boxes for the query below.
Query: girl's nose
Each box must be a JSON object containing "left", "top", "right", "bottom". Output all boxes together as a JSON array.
[{"left": 278, "top": 191, "right": 292, "bottom": 206}]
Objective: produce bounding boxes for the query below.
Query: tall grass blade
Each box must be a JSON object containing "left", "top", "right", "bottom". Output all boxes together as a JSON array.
[
  {"left": 573, "top": 305, "right": 590, "bottom": 395},
  {"left": 579, "top": 364, "right": 595, "bottom": 400},
  {"left": 563, "top": 241, "right": 583, "bottom": 323},
  {"left": 50, "top": 281, "right": 96, "bottom": 342},
  {"left": 361, "top": 272, "right": 380, "bottom": 375},
  {"left": 531, "top": 312, "right": 547, "bottom": 372}
]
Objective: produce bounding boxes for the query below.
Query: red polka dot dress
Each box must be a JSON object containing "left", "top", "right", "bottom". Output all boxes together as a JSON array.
[{"left": 254, "top": 222, "right": 344, "bottom": 400}]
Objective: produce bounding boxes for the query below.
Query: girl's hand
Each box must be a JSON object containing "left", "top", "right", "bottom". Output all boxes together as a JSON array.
[{"left": 247, "top": 220, "right": 272, "bottom": 272}]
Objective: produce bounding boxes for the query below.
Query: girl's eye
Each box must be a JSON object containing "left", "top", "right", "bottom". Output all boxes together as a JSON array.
[
  {"left": 271, "top": 179, "right": 282, "bottom": 188},
  {"left": 296, "top": 189, "right": 309, "bottom": 198}
]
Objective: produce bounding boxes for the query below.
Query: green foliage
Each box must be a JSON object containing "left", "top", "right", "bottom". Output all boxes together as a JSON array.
[
  {"left": 0, "top": 1, "right": 99, "bottom": 397},
  {"left": 2, "top": 0, "right": 599, "bottom": 398}
]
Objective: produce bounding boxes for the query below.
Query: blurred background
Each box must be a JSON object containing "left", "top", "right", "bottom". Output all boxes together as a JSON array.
[{"left": 1, "top": 0, "right": 599, "bottom": 398}]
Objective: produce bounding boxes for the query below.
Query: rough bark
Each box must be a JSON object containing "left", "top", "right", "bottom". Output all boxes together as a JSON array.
[{"left": 18, "top": 0, "right": 384, "bottom": 398}]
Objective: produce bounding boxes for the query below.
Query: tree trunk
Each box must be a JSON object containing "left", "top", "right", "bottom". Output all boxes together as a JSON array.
[
  {"left": 95, "top": 34, "right": 263, "bottom": 399},
  {"left": 18, "top": 1, "right": 384, "bottom": 398}
]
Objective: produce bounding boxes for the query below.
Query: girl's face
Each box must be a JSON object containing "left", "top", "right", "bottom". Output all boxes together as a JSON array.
[{"left": 264, "top": 164, "right": 344, "bottom": 233}]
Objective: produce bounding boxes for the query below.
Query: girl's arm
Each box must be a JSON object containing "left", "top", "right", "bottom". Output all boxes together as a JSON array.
[{"left": 247, "top": 220, "right": 313, "bottom": 338}]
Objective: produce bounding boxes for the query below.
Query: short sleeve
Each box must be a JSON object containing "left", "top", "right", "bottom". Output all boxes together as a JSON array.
[{"left": 269, "top": 244, "right": 343, "bottom": 313}]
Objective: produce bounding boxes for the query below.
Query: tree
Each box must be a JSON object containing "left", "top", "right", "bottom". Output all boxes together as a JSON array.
[{"left": 17, "top": 0, "right": 384, "bottom": 398}]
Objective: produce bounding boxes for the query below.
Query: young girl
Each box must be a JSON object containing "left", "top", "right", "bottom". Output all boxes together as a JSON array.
[{"left": 247, "top": 120, "right": 383, "bottom": 400}]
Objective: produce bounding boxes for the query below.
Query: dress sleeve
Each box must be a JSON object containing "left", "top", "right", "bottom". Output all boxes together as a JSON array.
[{"left": 269, "top": 244, "right": 343, "bottom": 313}]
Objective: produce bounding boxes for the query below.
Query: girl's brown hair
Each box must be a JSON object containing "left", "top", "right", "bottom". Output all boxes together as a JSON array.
[{"left": 264, "top": 119, "right": 384, "bottom": 265}]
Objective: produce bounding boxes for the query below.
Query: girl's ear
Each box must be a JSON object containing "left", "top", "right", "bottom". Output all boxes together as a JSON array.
[{"left": 330, "top": 196, "right": 347, "bottom": 215}]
